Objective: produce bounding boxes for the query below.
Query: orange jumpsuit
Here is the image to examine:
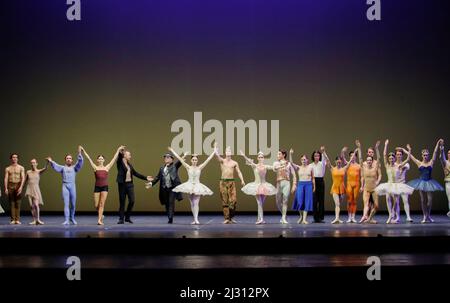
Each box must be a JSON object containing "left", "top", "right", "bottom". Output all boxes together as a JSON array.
[
  {"left": 346, "top": 163, "right": 361, "bottom": 214},
  {"left": 331, "top": 167, "right": 346, "bottom": 195}
]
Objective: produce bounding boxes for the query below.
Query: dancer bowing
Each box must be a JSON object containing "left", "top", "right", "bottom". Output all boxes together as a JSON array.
[
  {"left": 170, "top": 144, "right": 217, "bottom": 225},
  {"left": 439, "top": 141, "right": 450, "bottom": 217},
  {"left": 215, "top": 146, "right": 245, "bottom": 224},
  {"left": 375, "top": 140, "right": 414, "bottom": 224},
  {"left": 240, "top": 151, "right": 277, "bottom": 224},
  {"left": 323, "top": 148, "right": 357, "bottom": 224},
  {"left": 24, "top": 158, "right": 49, "bottom": 225},
  {"left": 273, "top": 150, "right": 297, "bottom": 224},
  {"left": 289, "top": 149, "right": 315, "bottom": 224},
  {"left": 402, "top": 139, "right": 444, "bottom": 223},
  {"left": 47, "top": 146, "right": 84, "bottom": 225},
  {"left": 81, "top": 145, "right": 125, "bottom": 225}
]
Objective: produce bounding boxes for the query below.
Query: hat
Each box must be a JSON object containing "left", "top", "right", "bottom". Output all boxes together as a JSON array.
[{"left": 163, "top": 152, "right": 174, "bottom": 159}]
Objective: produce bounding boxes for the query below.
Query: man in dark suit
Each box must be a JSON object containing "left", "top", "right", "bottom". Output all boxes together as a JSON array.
[
  {"left": 147, "top": 152, "right": 184, "bottom": 223},
  {"left": 116, "top": 148, "right": 151, "bottom": 224}
]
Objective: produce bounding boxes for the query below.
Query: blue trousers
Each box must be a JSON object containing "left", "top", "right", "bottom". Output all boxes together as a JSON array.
[{"left": 62, "top": 183, "right": 76, "bottom": 221}]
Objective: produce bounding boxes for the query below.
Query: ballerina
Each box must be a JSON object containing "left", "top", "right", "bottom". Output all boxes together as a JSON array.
[
  {"left": 439, "top": 141, "right": 450, "bottom": 217},
  {"left": 375, "top": 140, "right": 414, "bottom": 224},
  {"left": 170, "top": 144, "right": 217, "bottom": 225},
  {"left": 323, "top": 148, "right": 357, "bottom": 224},
  {"left": 402, "top": 139, "right": 444, "bottom": 223},
  {"left": 289, "top": 150, "right": 315, "bottom": 224},
  {"left": 240, "top": 151, "right": 277, "bottom": 224},
  {"left": 360, "top": 156, "right": 382, "bottom": 224},
  {"left": 81, "top": 145, "right": 125, "bottom": 225},
  {"left": 340, "top": 142, "right": 363, "bottom": 223},
  {"left": 24, "top": 158, "right": 49, "bottom": 225}
]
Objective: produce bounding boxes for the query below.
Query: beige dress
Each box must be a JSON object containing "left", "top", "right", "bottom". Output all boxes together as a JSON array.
[{"left": 25, "top": 171, "right": 44, "bottom": 205}]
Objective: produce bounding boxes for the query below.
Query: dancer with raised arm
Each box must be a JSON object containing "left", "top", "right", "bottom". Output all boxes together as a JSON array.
[
  {"left": 146, "top": 151, "right": 186, "bottom": 224},
  {"left": 375, "top": 140, "right": 414, "bottom": 224},
  {"left": 170, "top": 144, "right": 217, "bottom": 225},
  {"left": 402, "top": 139, "right": 444, "bottom": 223},
  {"left": 439, "top": 141, "right": 450, "bottom": 217},
  {"left": 289, "top": 150, "right": 315, "bottom": 224},
  {"left": 81, "top": 145, "right": 125, "bottom": 225},
  {"left": 240, "top": 150, "right": 277, "bottom": 224},
  {"left": 24, "top": 159, "right": 48, "bottom": 225},
  {"left": 47, "top": 146, "right": 84, "bottom": 225},
  {"left": 4, "top": 154, "right": 25, "bottom": 224},
  {"left": 116, "top": 148, "right": 152, "bottom": 224},
  {"left": 310, "top": 147, "right": 327, "bottom": 223},
  {"left": 323, "top": 148, "right": 357, "bottom": 224},
  {"left": 360, "top": 155, "right": 382, "bottom": 223},
  {"left": 341, "top": 142, "right": 363, "bottom": 223},
  {"left": 215, "top": 146, "right": 245, "bottom": 224},
  {"left": 393, "top": 145, "right": 414, "bottom": 222},
  {"left": 273, "top": 150, "right": 297, "bottom": 224}
]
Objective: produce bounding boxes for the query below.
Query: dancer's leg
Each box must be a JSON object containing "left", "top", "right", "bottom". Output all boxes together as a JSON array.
[
  {"left": 69, "top": 184, "right": 77, "bottom": 224},
  {"left": 281, "top": 181, "right": 290, "bottom": 224},
  {"left": 189, "top": 194, "right": 200, "bottom": 224},
  {"left": 97, "top": 191, "right": 107, "bottom": 224},
  {"left": 391, "top": 195, "right": 400, "bottom": 223},
  {"left": 368, "top": 192, "right": 379, "bottom": 223},
  {"left": 331, "top": 193, "right": 341, "bottom": 224},
  {"left": 386, "top": 195, "right": 393, "bottom": 224},
  {"left": 256, "top": 195, "right": 266, "bottom": 224},
  {"left": 62, "top": 185, "right": 70, "bottom": 224},
  {"left": 426, "top": 192, "right": 433, "bottom": 222},
  {"left": 29, "top": 196, "right": 36, "bottom": 223},
  {"left": 419, "top": 191, "right": 427, "bottom": 223}
]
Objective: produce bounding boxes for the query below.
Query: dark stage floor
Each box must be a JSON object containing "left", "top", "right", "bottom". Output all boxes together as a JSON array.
[{"left": 1, "top": 214, "right": 449, "bottom": 238}]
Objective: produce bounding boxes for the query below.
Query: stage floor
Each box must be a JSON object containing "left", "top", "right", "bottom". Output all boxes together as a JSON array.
[{"left": 0, "top": 214, "right": 449, "bottom": 238}]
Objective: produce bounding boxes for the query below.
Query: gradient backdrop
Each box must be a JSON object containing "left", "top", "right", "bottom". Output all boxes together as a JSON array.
[{"left": 1, "top": 0, "right": 449, "bottom": 212}]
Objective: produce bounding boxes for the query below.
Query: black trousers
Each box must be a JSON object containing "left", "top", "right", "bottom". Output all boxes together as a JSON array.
[
  {"left": 118, "top": 182, "right": 135, "bottom": 220},
  {"left": 161, "top": 187, "right": 176, "bottom": 220},
  {"left": 313, "top": 177, "right": 325, "bottom": 222}
]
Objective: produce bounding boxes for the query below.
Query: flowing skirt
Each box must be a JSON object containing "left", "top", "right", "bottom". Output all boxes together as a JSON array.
[
  {"left": 25, "top": 183, "right": 44, "bottom": 205},
  {"left": 173, "top": 182, "right": 213, "bottom": 196},
  {"left": 375, "top": 182, "right": 415, "bottom": 196},
  {"left": 242, "top": 182, "right": 277, "bottom": 196},
  {"left": 292, "top": 181, "right": 313, "bottom": 211},
  {"left": 407, "top": 179, "right": 444, "bottom": 192}
]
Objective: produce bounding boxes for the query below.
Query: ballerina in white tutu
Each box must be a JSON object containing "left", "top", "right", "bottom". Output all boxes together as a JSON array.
[
  {"left": 170, "top": 143, "right": 218, "bottom": 225},
  {"left": 375, "top": 140, "right": 414, "bottom": 224},
  {"left": 239, "top": 150, "right": 277, "bottom": 224}
]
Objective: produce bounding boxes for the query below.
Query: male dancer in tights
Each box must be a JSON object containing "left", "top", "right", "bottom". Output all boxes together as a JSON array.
[{"left": 273, "top": 149, "right": 297, "bottom": 224}]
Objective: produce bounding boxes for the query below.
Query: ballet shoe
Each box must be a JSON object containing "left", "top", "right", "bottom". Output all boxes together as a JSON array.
[
  {"left": 428, "top": 216, "right": 434, "bottom": 223},
  {"left": 10, "top": 221, "right": 15, "bottom": 225},
  {"left": 391, "top": 218, "right": 400, "bottom": 224},
  {"left": 280, "top": 218, "right": 289, "bottom": 224},
  {"left": 29, "top": 221, "right": 37, "bottom": 225},
  {"left": 223, "top": 219, "right": 231, "bottom": 224},
  {"left": 62, "top": 220, "right": 70, "bottom": 225},
  {"left": 406, "top": 218, "right": 413, "bottom": 222},
  {"left": 230, "top": 219, "right": 237, "bottom": 224},
  {"left": 331, "top": 218, "right": 342, "bottom": 224},
  {"left": 195, "top": 220, "right": 200, "bottom": 225},
  {"left": 71, "top": 219, "right": 78, "bottom": 225},
  {"left": 301, "top": 220, "right": 309, "bottom": 225},
  {"left": 346, "top": 217, "right": 352, "bottom": 223},
  {"left": 97, "top": 221, "right": 104, "bottom": 225},
  {"left": 386, "top": 217, "right": 392, "bottom": 224},
  {"left": 37, "top": 220, "right": 44, "bottom": 225},
  {"left": 368, "top": 219, "right": 377, "bottom": 224},
  {"left": 255, "top": 220, "right": 263, "bottom": 225}
]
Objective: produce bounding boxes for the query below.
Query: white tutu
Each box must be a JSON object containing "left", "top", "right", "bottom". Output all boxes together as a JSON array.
[
  {"left": 375, "top": 182, "right": 414, "bottom": 196},
  {"left": 173, "top": 182, "right": 213, "bottom": 196},
  {"left": 242, "top": 182, "right": 277, "bottom": 196}
]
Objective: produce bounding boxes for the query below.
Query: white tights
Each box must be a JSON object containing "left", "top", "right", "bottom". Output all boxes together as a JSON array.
[{"left": 189, "top": 194, "right": 201, "bottom": 223}]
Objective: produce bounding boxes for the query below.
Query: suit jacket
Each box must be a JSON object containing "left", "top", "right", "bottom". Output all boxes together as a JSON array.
[
  {"left": 116, "top": 152, "right": 147, "bottom": 184},
  {"left": 151, "top": 160, "right": 183, "bottom": 204}
]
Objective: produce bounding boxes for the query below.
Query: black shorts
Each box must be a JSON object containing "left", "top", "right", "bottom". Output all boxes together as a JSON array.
[{"left": 94, "top": 186, "right": 109, "bottom": 193}]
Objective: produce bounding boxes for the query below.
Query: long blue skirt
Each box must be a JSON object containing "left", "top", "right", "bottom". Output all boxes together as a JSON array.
[{"left": 292, "top": 181, "right": 313, "bottom": 212}]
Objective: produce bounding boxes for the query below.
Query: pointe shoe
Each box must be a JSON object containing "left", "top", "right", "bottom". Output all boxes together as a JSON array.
[
  {"left": 230, "top": 219, "right": 237, "bottom": 224},
  {"left": 368, "top": 219, "right": 377, "bottom": 224},
  {"left": 223, "top": 219, "right": 231, "bottom": 224},
  {"left": 359, "top": 217, "right": 368, "bottom": 224},
  {"left": 406, "top": 217, "right": 413, "bottom": 223},
  {"left": 386, "top": 217, "right": 392, "bottom": 224},
  {"left": 255, "top": 220, "right": 262, "bottom": 225},
  {"left": 301, "top": 220, "right": 309, "bottom": 225},
  {"left": 37, "top": 220, "right": 44, "bottom": 225},
  {"left": 297, "top": 217, "right": 303, "bottom": 224},
  {"left": 195, "top": 220, "right": 200, "bottom": 225},
  {"left": 29, "top": 221, "right": 37, "bottom": 225},
  {"left": 331, "top": 218, "right": 342, "bottom": 224},
  {"left": 191, "top": 221, "right": 197, "bottom": 225},
  {"left": 351, "top": 217, "right": 357, "bottom": 223},
  {"left": 15, "top": 221, "right": 22, "bottom": 225},
  {"left": 346, "top": 217, "right": 352, "bottom": 223}
]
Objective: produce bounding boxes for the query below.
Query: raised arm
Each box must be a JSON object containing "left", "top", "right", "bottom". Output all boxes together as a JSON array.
[
  {"left": 214, "top": 148, "right": 224, "bottom": 163},
  {"left": 239, "top": 150, "right": 257, "bottom": 168},
  {"left": 74, "top": 147, "right": 84, "bottom": 173},
  {"left": 39, "top": 160, "right": 49, "bottom": 174},
  {"left": 340, "top": 146, "right": 349, "bottom": 165},
  {"left": 106, "top": 145, "right": 126, "bottom": 171},
  {"left": 376, "top": 164, "right": 382, "bottom": 186},
  {"left": 320, "top": 146, "right": 327, "bottom": 172},
  {"left": 289, "top": 148, "right": 300, "bottom": 170},
  {"left": 440, "top": 142, "right": 447, "bottom": 168},
  {"left": 399, "top": 145, "right": 411, "bottom": 168},
  {"left": 343, "top": 149, "right": 358, "bottom": 171},
  {"left": 80, "top": 146, "right": 97, "bottom": 171},
  {"left": 322, "top": 150, "right": 333, "bottom": 170},
  {"left": 430, "top": 139, "right": 443, "bottom": 165},
  {"left": 47, "top": 157, "right": 64, "bottom": 173},
  {"left": 199, "top": 145, "right": 218, "bottom": 170},
  {"left": 400, "top": 145, "right": 421, "bottom": 167},
  {"left": 375, "top": 140, "right": 381, "bottom": 163},
  {"left": 168, "top": 147, "right": 190, "bottom": 169},
  {"left": 383, "top": 139, "right": 389, "bottom": 168}
]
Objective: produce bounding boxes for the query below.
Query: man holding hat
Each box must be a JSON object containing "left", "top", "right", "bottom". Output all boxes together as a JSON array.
[{"left": 147, "top": 151, "right": 185, "bottom": 223}]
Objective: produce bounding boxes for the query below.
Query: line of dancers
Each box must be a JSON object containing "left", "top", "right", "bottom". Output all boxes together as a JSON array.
[{"left": 1, "top": 139, "right": 449, "bottom": 226}]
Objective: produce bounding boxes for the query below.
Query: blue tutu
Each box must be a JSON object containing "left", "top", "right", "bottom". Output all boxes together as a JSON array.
[
  {"left": 292, "top": 181, "right": 313, "bottom": 211},
  {"left": 407, "top": 166, "right": 444, "bottom": 192},
  {"left": 407, "top": 179, "right": 443, "bottom": 192}
]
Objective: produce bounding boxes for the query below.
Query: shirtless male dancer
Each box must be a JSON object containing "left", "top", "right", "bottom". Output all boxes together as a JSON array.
[
  {"left": 215, "top": 146, "right": 245, "bottom": 224},
  {"left": 4, "top": 154, "right": 26, "bottom": 224}
]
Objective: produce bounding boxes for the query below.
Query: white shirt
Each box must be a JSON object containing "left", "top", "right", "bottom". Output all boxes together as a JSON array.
[{"left": 309, "top": 160, "right": 326, "bottom": 178}]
